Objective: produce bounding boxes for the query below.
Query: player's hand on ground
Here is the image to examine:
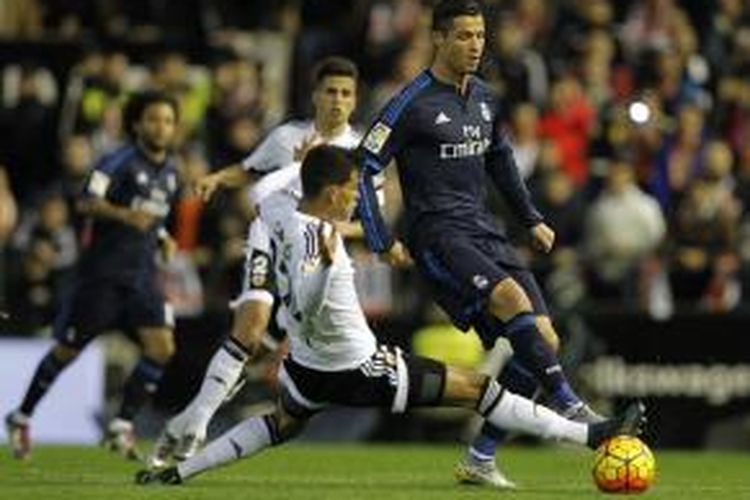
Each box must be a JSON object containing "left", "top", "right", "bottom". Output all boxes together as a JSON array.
[
  {"left": 193, "top": 173, "right": 221, "bottom": 202},
  {"left": 530, "top": 223, "right": 555, "bottom": 253},
  {"left": 293, "top": 134, "right": 322, "bottom": 162},
  {"left": 383, "top": 240, "right": 413, "bottom": 268},
  {"left": 319, "top": 223, "right": 339, "bottom": 266}
]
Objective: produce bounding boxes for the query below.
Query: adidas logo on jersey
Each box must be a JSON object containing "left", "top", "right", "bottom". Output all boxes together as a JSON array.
[{"left": 435, "top": 112, "right": 451, "bottom": 125}]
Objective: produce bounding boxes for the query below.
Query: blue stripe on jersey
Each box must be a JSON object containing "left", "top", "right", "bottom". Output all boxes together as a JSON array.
[
  {"left": 381, "top": 71, "right": 433, "bottom": 126},
  {"left": 358, "top": 172, "right": 386, "bottom": 251},
  {"left": 97, "top": 146, "right": 137, "bottom": 175}
]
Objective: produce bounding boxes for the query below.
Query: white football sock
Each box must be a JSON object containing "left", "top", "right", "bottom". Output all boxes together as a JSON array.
[
  {"left": 482, "top": 383, "right": 588, "bottom": 445},
  {"left": 167, "top": 342, "right": 247, "bottom": 438},
  {"left": 177, "top": 416, "right": 272, "bottom": 479}
]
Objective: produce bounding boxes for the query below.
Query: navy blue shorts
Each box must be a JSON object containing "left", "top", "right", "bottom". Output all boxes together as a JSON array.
[
  {"left": 413, "top": 233, "right": 548, "bottom": 349},
  {"left": 53, "top": 277, "right": 173, "bottom": 350}
]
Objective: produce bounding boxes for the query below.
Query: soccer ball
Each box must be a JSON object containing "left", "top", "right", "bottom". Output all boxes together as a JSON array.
[{"left": 592, "top": 435, "right": 656, "bottom": 494}]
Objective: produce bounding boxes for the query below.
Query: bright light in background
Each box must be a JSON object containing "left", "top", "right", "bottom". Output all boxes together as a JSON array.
[{"left": 628, "top": 101, "right": 651, "bottom": 124}]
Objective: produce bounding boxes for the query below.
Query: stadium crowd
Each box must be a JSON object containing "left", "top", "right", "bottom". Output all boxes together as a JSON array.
[{"left": 1, "top": 0, "right": 750, "bottom": 337}]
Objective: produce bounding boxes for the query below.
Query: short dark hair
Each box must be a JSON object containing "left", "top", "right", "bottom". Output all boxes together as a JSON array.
[
  {"left": 432, "top": 0, "right": 483, "bottom": 33},
  {"left": 122, "top": 90, "right": 179, "bottom": 139},
  {"left": 312, "top": 56, "right": 359, "bottom": 87},
  {"left": 301, "top": 145, "right": 358, "bottom": 199}
]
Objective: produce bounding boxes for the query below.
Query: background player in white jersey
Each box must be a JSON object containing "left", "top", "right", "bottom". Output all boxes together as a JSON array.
[
  {"left": 135, "top": 145, "right": 645, "bottom": 486},
  {"left": 147, "top": 57, "right": 365, "bottom": 465}
]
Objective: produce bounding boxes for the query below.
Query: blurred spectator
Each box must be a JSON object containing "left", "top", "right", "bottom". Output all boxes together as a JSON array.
[
  {"left": 0, "top": 0, "right": 43, "bottom": 39},
  {"left": 668, "top": 146, "right": 742, "bottom": 310},
  {"left": 367, "top": 38, "right": 432, "bottom": 121},
  {"left": 0, "top": 65, "right": 57, "bottom": 203},
  {"left": 89, "top": 101, "right": 125, "bottom": 158},
  {"left": 39, "top": 0, "right": 97, "bottom": 38},
  {"left": 55, "top": 134, "right": 93, "bottom": 216},
  {"left": 620, "top": 0, "right": 689, "bottom": 61},
  {"left": 205, "top": 54, "right": 266, "bottom": 165},
  {"left": 212, "top": 116, "right": 264, "bottom": 167},
  {"left": 5, "top": 237, "right": 59, "bottom": 333},
  {"left": 508, "top": 103, "right": 541, "bottom": 179},
  {"left": 584, "top": 160, "right": 666, "bottom": 300},
  {"left": 6, "top": 191, "right": 76, "bottom": 333},
  {"left": 578, "top": 30, "right": 619, "bottom": 110},
  {"left": 198, "top": 189, "right": 255, "bottom": 310},
  {"left": 511, "top": 0, "right": 553, "bottom": 50},
  {"left": 204, "top": 0, "right": 298, "bottom": 32},
  {"left": 716, "top": 25, "right": 750, "bottom": 153},
  {"left": 539, "top": 74, "right": 595, "bottom": 186},
  {"left": 536, "top": 169, "right": 585, "bottom": 250},
  {"left": 0, "top": 167, "right": 19, "bottom": 309},
  {"left": 486, "top": 13, "right": 548, "bottom": 107},
  {"left": 289, "top": 0, "right": 357, "bottom": 115},
  {"left": 357, "top": 0, "right": 426, "bottom": 84},
  {"left": 13, "top": 191, "right": 78, "bottom": 276},
  {"left": 550, "top": 0, "right": 615, "bottom": 67},
  {"left": 99, "top": 0, "right": 207, "bottom": 44},
  {"left": 149, "top": 52, "right": 211, "bottom": 143},
  {"left": 74, "top": 50, "right": 129, "bottom": 134},
  {"left": 703, "top": 0, "right": 746, "bottom": 83},
  {"left": 651, "top": 105, "right": 707, "bottom": 211}
]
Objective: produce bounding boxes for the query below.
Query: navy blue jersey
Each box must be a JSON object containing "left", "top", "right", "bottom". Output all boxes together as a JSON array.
[
  {"left": 358, "top": 70, "right": 543, "bottom": 253},
  {"left": 78, "top": 145, "right": 179, "bottom": 282}
]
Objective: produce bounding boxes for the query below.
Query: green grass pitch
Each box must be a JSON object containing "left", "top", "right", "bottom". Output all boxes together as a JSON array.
[{"left": 1, "top": 444, "right": 748, "bottom": 499}]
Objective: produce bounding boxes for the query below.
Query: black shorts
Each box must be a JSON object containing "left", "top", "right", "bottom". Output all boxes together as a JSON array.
[
  {"left": 279, "top": 345, "right": 446, "bottom": 417},
  {"left": 413, "top": 233, "right": 549, "bottom": 348},
  {"left": 53, "top": 277, "right": 173, "bottom": 350}
]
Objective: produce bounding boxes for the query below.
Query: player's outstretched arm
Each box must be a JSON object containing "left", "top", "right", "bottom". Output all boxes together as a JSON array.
[{"left": 193, "top": 163, "right": 254, "bottom": 202}]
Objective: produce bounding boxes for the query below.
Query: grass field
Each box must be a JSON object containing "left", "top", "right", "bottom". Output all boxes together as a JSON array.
[{"left": 1, "top": 444, "right": 748, "bottom": 499}]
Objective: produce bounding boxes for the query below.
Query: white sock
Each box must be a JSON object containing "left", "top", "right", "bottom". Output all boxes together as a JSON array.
[
  {"left": 481, "top": 383, "right": 588, "bottom": 445},
  {"left": 177, "top": 416, "right": 273, "bottom": 479},
  {"left": 167, "top": 341, "right": 247, "bottom": 438}
]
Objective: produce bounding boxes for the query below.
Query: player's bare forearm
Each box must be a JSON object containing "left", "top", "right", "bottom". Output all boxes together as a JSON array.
[
  {"left": 194, "top": 164, "right": 255, "bottom": 201},
  {"left": 217, "top": 164, "right": 254, "bottom": 188}
]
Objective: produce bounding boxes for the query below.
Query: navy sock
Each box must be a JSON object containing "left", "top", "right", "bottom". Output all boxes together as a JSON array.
[
  {"left": 117, "top": 357, "right": 165, "bottom": 421},
  {"left": 470, "top": 360, "right": 540, "bottom": 460},
  {"left": 505, "top": 313, "right": 582, "bottom": 411},
  {"left": 19, "top": 351, "right": 69, "bottom": 416}
]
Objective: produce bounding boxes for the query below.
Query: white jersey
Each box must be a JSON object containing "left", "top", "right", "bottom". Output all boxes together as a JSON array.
[
  {"left": 245, "top": 120, "right": 362, "bottom": 217},
  {"left": 242, "top": 119, "right": 361, "bottom": 176},
  {"left": 267, "top": 211, "right": 376, "bottom": 371}
]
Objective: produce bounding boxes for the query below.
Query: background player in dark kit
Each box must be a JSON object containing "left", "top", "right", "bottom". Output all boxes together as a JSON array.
[{"left": 5, "top": 91, "right": 181, "bottom": 461}]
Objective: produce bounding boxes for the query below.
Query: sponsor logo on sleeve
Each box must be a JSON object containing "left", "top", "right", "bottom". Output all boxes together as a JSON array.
[{"left": 362, "top": 122, "right": 392, "bottom": 155}]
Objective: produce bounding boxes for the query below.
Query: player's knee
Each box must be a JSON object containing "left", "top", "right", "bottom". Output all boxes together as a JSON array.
[
  {"left": 536, "top": 316, "right": 560, "bottom": 353},
  {"left": 442, "top": 366, "right": 487, "bottom": 407},
  {"left": 488, "top": 278, "right": 533, "bottom": 322}
]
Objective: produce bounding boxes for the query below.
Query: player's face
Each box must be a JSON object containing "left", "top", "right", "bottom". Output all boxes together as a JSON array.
[
  {"left": 328, "top": 171, "right": 359, "bottom": 221},
  {"left": 313, "top": 76, "right": 357, "bottom": 127},
  {"left": 436, "top": 15, "right": 485, "bottom": 75},
  {"left": 135, "top": 102, "right": 177, "bottom": 153}
]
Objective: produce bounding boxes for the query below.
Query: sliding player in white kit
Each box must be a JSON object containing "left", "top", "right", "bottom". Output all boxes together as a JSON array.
[
  {"left": 135, "top": 145, "right": 645, "bottom": 486},
  {"left": 146, "top": 57, "right": 367, "bottom": 466}
]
